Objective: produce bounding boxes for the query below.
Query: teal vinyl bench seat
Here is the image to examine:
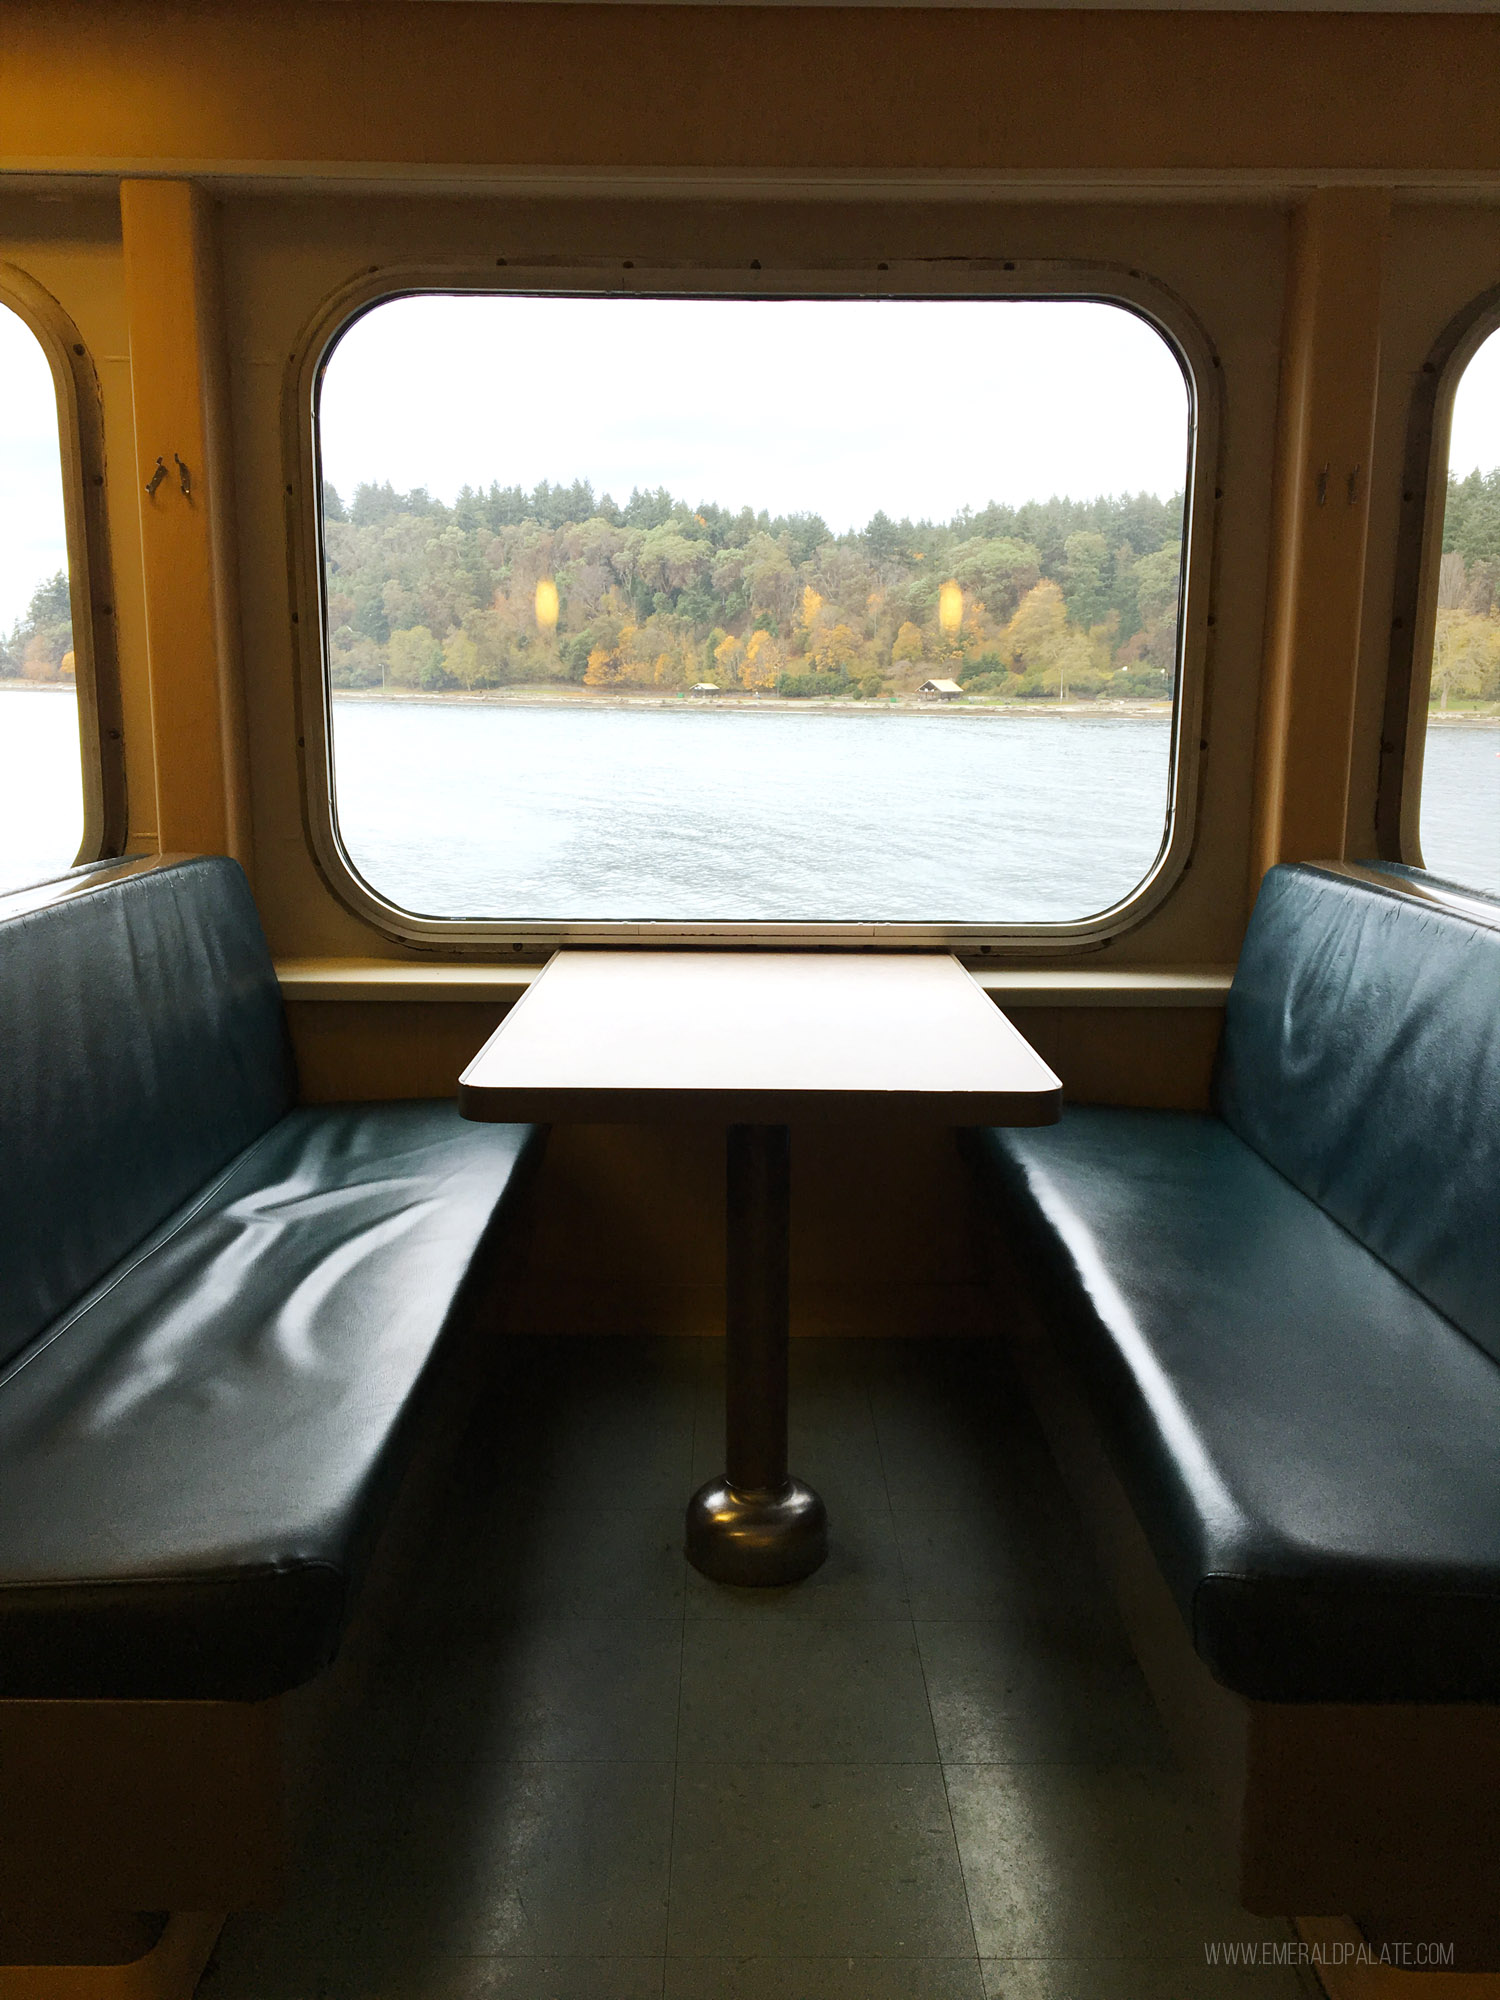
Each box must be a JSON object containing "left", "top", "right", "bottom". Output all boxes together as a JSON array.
[
  {"left": 969, "top": 862, "right": 1500, "bottom": 1706},
  {"left": 0, "top": 855, "right": 542, "bottom": 1702}
]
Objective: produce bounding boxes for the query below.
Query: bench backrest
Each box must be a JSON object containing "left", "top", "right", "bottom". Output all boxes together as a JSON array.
[
  {"left": 1215, "top": 862, "right": 1500, "bottom": 1364},
  {"left": 0, "top": 856, "right": 295, "bottom": 1373}
]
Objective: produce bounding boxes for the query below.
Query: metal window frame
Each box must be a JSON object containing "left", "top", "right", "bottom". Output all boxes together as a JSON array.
[
  {"left": 0, "top": 262, "right": 126, "bottom": 871},
  {"left": 1378, "top": 280, "right": 1500, "bottom": 871},
  {"left": 285, "top": 259, "right": 1220, "bottom": 957}
]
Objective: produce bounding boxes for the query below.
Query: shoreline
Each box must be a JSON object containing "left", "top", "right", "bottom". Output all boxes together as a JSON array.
[
  {"left": 324, "top": 686, "right": 1177, "bottom": 718},
  {"left": 7, "top": 679, "right": 1498, "bottom": 723},
  {"left": 322, "top": 687, "right": 1500, "bottom": 723}
]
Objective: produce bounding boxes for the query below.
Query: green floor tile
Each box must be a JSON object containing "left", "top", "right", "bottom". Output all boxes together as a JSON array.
[
  {"left": 945, "top": 1763, "right": 1282, "bottom": 1961},
  {"left": 379, "top": 1759, "right": 676, "bottom": 1958},
  {"left": 667, "top": 1763, "right": 974, "bottom": 1958},
  {"left": 915, "top": 1617, "right": 1169, "bottom": 1766},
  {"left": 402, "top": 1956, "right": 667, "bottom": 1999},
  {"left": 679, "top": 1618, "right": 938, "bottom": 1763},
  {"left": 418, "top": 1617, "right": 685, "bottom": 1763},
  {"left": 665, "top": 1956, "right": 987, "bottom": 1999},
  {"left": 981, "top": 1953, "right": 1316, "bottom": 1998}
]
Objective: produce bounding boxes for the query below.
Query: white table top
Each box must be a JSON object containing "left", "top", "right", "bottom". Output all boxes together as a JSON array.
[{"left": 459, "top": 951, "right": 1062, "bottom": 1126}]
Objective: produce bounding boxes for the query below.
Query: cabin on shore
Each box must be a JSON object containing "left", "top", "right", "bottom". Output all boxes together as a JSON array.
[{"left": 920, "top": 678, "right": 964, "bottom": 700}]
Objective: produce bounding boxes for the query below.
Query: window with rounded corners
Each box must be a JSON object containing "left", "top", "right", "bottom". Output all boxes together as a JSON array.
[
  {"left": 292, "top": 271, "right": 1215, "bottom": 952},
  {"left": 1399, "top": 312, "right": 1500, "bottom": 899},
  {"left": 0, "top": 267, "right": 123, "bottom": 898}
]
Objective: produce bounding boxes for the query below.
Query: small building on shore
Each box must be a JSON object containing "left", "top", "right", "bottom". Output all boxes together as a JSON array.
[
  {"left": 919, "top": 678, "right": 964, "bottom": 701},
  {"left": 690, "top": 682, "right": 722, "bottom": 696}
]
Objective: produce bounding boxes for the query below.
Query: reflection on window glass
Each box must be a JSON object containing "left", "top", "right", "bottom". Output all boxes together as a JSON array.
[
  {"left": 1425, "top": 328, "right": 1500, "bottom": 897},
  {"left": 317, "top": 295, "right": 1191, "bottom": 925},
  {"left": 0, "top": 300, "right": 82, "bottom": 896}
]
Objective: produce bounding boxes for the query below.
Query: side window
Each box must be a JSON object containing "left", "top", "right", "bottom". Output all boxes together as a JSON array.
[
  {"left": 0, "top": 298, "right": 86, "bottom": 894},
  {"left": 1421, "top": 327, "right": 1500, "bottom": 896}
]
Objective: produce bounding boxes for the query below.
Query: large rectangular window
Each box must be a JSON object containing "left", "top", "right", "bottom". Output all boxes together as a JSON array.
[
  {"left": 313, "top": 291, "right": 1197, "bottom": 934},
  {"left": 1422, "top": 326, "right": 1500, "bottom": 898}
]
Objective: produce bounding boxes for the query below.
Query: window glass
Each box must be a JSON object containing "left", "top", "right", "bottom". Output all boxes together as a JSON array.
[
  {"left": 1424, "top": 328, "right": 1500, "bottom": 896},
  {"left": 317, "top": 294, "right": 1192, "bottom": 927},
  {"left": 0, "top": 300, "right": 82, "bottom": 896}
]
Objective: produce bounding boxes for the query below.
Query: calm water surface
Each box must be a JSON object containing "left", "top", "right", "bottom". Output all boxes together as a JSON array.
[
  {"left": 2, "top": 691, "right": 1496, "bottom": 913},
  {"left": 330, "top": 700, "right": 1176, "bottom": 923},
  {"left": 1420, "top": 721, "right": 1500, "bottom": 896}
]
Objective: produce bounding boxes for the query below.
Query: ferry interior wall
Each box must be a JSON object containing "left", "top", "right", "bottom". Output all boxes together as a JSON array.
[{"left": 3, "top": 5, "right": 1500, "bottom": 1997}]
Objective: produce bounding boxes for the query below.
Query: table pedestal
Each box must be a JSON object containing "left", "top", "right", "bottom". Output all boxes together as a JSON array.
[{"left": 685, "top": 1123, "right": 828, "bottom": 1586}]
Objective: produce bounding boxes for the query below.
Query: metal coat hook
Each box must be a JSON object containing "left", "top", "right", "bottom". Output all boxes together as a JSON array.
[
  {"left": 1316, "top": 465, "right": 1329, "bottom": 507},
  {"left": 174, "top": 454, "right": 192, "bottom": 500},
  {"left": 145, "top": 456, "right": 168, "bottom": 498}
]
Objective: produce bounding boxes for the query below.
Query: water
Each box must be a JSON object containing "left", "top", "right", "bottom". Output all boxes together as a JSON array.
[
  {"left": 0, "top": 687, "right": 84, "bottom": 895},
  {"left": 2, "top": 692, "right": 1495, "bottom": 916},
  {"left": 1421, "top": 722, "right": 1500, "bottom": 896},
  {"left": 329, "top": 699, "right": 1177, "bottom": 924},
  {"left": 328, "top": 701, "right": 1500, "bottom": 920}
]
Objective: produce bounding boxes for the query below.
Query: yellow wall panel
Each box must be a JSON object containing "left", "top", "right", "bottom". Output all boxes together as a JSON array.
[
  {"left": 1252, "top": 187, "right": 1389, "bottom": 882},
  {"left": 120, "top": 180, "right": 249, "bottom": 865},
  {"left": 3, "top": 7, "right": 1500, "bottom": 180}
]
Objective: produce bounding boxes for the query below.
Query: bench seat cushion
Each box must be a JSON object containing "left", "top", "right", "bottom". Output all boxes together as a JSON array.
[
  {"left": 972, "top": 1107, "right": 1500, "bottom": 1703},
  {"left": 0, "top": 1102, "right": 541, "bottom": 1701}
]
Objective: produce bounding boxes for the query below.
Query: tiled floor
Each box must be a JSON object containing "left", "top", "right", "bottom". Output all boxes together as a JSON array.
[{"left": 206, "top": 1339, "right": 1318, "bottom": 2000}]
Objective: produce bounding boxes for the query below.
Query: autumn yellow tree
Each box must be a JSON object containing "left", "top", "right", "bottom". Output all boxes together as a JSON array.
[
  {"left": 809, "top": 621, "right": 859, "bottom": 673},
  {"left": 714, "top": 633, "right": 744, "bottom": 683},
  {"left": 387, "top": 624, "right": 443, "bottom": 687},
  {"left": 1006, "top": 580, "right": 1067, "bottom": 663},
  {"left": 892, "top": 620, "right": 925, "bottom": 665},
  {"left": 1432, "top": 608, "right": 1500, "bottom": 707},
  {"left": 1004, "top": 580, "right": 1111, "bottom": 697},
  {"left": 441, "top": 630, "right": 481, "bottom": 687},
  {"left": 740, "top": 628, "right": 781, "bottom": 690}
]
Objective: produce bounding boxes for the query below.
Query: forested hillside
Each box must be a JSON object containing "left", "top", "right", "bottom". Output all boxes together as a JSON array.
[
  {"left": 319, "top": 479, "right": 1186, "bottom": 700},
  {"left": 13, "top": 470, "right": 1491, "bottom": 705},
  {"left": 1435, "top": 468, "right": 1500, "bottom": 705},
  {"left": 0, "top": 570, "right": 73, "bottom": 680}
]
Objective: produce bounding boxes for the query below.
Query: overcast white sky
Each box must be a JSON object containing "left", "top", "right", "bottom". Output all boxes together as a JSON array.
[
  {"left": 318, "top": 295, "right": 1192, "bottom": 530},
  {"left": 1, "top": 304, "right": 71, "bottom": 639},
  {"left": 8, "top": 295, "right": 1500, "bottom": 635}
]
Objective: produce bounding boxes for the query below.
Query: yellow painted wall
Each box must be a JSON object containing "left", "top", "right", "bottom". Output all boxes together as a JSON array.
[{"left": 3, "top": 6, "right": 1499, "bottom": 181}]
